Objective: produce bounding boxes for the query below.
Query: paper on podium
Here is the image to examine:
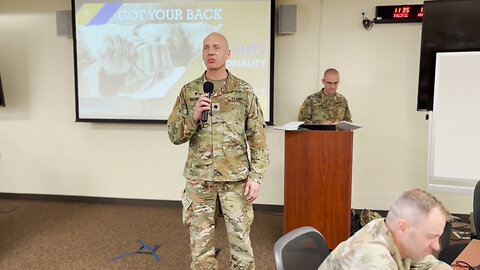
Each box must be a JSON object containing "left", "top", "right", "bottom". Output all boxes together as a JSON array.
[
  {"left": 335, "top": 121, "right": 362, "bottom": 131},
  {"left": 274, "top": 121, "right": 362, "bottom": 131},
  {"left": 273, "top": 121, "right": 304, "bottom": 131}
]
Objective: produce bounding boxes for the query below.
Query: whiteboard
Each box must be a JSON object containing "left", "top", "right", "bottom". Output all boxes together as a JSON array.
[{"left": 429, "top": 51, "right": 480, "bottom": 186}]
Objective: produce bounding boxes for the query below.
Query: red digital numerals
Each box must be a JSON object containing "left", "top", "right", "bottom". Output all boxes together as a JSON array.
[
  {"left": 417, "top": 7, "right": 424, "bottom": 18},
  {"left": 393, "top": 6, "right": 410, "bottom": 18},
  {"left": 393, "top": 6, "right": 423, "bottom": 19}
]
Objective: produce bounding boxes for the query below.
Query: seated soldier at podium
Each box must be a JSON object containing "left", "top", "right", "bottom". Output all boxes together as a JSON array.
[
  {"left": 318, "top": 189, "right": 452, "bottom": 270},
  {"left": 298, "top": 68, "right": 352, "bottom": 124}
]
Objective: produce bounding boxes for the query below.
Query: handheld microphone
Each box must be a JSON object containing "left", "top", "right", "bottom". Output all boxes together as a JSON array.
[{"left": 202, "top": 81, "right": 214, "bottom": 122}]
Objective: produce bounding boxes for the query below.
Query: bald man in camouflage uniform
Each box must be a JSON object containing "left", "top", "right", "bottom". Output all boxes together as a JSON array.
[
  {"left": 167, "top": 32, "right": 269, "bottom": 270},
  {"left": 298, "top": 68, "right": 351, "bottom": 124},
  {"left": 318, "top": 189, "right": 452, "bottom": 270}
]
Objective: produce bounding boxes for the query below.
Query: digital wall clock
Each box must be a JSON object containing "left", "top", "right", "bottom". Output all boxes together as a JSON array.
[{"left": 375, "top": 4, "right": 424, "bottom": 23}]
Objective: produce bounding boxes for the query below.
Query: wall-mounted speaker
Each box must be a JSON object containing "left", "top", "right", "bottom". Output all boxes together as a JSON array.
[
  {"left": 278, "top": 5, "right": 297, "bottom": 34},
  {"left": 56, "top": 10, "right": 72, "bottom": 37}
]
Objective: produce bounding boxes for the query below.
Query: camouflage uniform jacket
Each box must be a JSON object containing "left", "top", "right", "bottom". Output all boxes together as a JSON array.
[
  {"left": 318, "top": 218, "right": 452, "bottom": 270},
  {"left": 167, "top": 71, "right": 269, "bottom": 183},
  {"left": 298, "top": 89, "right": 352, "bottom": 124}
]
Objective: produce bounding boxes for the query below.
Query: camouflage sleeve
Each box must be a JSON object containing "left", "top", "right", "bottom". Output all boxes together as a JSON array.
[
  {"left": 344, "top": 100, "right": 352, "bottom": 122},
  {"left": 318, "top": 243, "right": 399, "bottom": 270},
  {"left": 410, "top": 255, "right": 453, "bottom": 270},
  {"left": 167, "top": 87, "right": 199, "bottom": 145},
  {"left": 245, "top": 93, "right": 269, "bottom": 184},
  {"left": 298, "top": 97, "right": 312, "bottom": 124}
]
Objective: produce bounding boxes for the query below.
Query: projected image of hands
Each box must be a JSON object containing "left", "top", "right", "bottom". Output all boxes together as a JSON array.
[
  {"left": 78, "top": 22, "right": 221, "bottom": 99},
  {"left": 98, "top": 35, "right": 135, "bottom": 76}
]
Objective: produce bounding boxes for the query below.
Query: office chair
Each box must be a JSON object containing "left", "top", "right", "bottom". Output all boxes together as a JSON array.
[
  {"left": 474, "top": 179, "right": 480, "bottom": 238},
  {"left": 439, "top": 221, "right": 452, "bottom": 253},
  {"left": 438, "top": 180, "right": 480, "bottom": 264},
  {"left": 273, "top": 226, "right": 330, "bottom": 270}
]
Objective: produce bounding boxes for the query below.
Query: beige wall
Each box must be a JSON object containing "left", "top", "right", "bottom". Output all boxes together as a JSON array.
[{"left": 0, "top": 0, "right": 472, "bottom": 213}]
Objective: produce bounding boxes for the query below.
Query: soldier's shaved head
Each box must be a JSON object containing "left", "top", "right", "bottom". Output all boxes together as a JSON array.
[
  {"left": 323, "top": 68, "right": 339, "bottom": 78},
  {"left": 202, "top": 32, "right": 231, "bottom": 79},
  {"left": 386, "top": 188, "right": 450, "bottom": 261},
  {"left": 386, "top": 188, "right": 450, "bottom": 225},
  {"left": 203, "top": 32, "right": 229, "bottom": 49},
  {"left": 322, "top": 68, "right": 340, "bottom": 96}
]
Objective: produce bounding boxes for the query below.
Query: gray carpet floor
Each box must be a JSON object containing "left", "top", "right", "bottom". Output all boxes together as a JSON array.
[{"left": 0, "top": 199, "right": 283, "bottom": 269}]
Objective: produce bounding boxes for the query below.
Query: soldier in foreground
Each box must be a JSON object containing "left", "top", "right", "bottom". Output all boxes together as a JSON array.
[
  {"left": 319, "top": 189, "right": 452, "bottom": 270},
  {"left": 167, "top": 32, "right": 269, "bottom": 269},
  {"left": 298, "top": 68, "right": 351, "bottom": 124}
]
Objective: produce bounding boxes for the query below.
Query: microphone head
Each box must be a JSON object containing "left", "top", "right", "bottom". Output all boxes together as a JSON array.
[{"left": 203, "top": 81, "right": 214, "bottom": 94}]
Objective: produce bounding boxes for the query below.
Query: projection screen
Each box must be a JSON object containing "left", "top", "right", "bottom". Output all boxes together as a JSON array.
[{"left": 72, "top": 0, "right": 274, "bottom": 123}]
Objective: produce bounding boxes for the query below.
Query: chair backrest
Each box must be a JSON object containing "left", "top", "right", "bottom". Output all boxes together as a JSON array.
[
  {"left": 273, "top": 226, "right": 330, "bottom": 270},
  {"left": 473, "top": 180, "right": 480, "bottom": 239},
  {"left": 439, "top": 221, "right": 452, "bottom": 250}
]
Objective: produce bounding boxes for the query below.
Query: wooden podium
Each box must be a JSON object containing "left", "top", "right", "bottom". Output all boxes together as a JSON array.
[{"left": 284, "top": 130, "right": 353, "bottom": 249}]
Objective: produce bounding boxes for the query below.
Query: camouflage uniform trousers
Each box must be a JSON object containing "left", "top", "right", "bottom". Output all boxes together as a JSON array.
[{"left": 182, "top": 178, "right": 255, "bottom": 270}]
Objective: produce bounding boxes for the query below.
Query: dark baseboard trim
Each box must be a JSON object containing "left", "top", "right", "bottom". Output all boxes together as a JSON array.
[
  {"left": 253, "top": 204, "right": 283, "bottom": 213},
  {"left": 0, "top": 192, "right": 284, "bottom": 213},
  {"left": 0, "top": 192, "right": 181, "bottom": 207},
  {"left": 0, "top": 193, "right": 468, "bottom": 219}
]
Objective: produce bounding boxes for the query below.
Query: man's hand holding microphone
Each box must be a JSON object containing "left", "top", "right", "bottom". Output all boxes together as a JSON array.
[{"left": 193, "top": 82, "right": 214, "bottom": 123}]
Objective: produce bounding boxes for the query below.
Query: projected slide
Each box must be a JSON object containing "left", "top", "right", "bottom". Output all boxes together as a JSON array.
[{"left": 73, "top": 0, "right": 273, "bottom": 122}]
